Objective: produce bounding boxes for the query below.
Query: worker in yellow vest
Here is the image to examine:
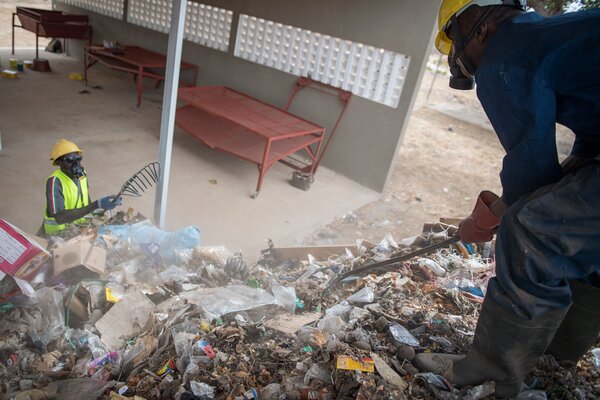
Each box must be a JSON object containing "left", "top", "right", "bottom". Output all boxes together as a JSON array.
[{"left": 43, "top": 139, "right": 121, "bottom": 236}]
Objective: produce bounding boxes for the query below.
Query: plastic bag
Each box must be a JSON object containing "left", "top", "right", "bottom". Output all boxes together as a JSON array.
[
  {"left": 389, "top": 322, "right": 419, "bottom": 347},
  {"left": 515, "top": 390, "right": 548, "bottom": 400},
  {"left": 349, "top": 307, "right": 370, "bottom": 321},
  {"left": 190, "top": 381, "right": 215, "bottom": 398},
  {"left": 261, "top": 383, "right": 284, "bottom": 400},
  {"left": 271, "top": 282, "right": 297, "bottom": 313},
  {"left": 324, "top": 301, "right": 353, "bottom": 318},
  {"left": 180, "top": 285, "right": 276, "bottom": 319},
  {"left": 157, "top": 225, "right": 201, "bottom": 265},
  {"left": 592, "top": 348, "right": 600, "bottom": 371},
  {"left": 29, "top": 287, "right": 65, "bottom": 346},
  {"left": 101, "top": 221, "right": 201, "bottom": 266},
  {"left": 346, "top": 286, "right": 375, "bottom": 303},
  {"left": 171, "top": 320, "right": 199, "bottom": 358},
  {"left": 317, "top": 315, "right": 347, "bottom": 335},
  {"left": 65, "top": 328, "right": 108, "bottom": 359},
  {"left": 417, "top": 258, "right": 446, "bottom": 277},
  {"left": 304, "top": 363, "right": 333, "bottom": 385},
  {"left": 376, "top": 233, "right": 399, "bottom": 253},
  {"left": 158, "top": 265, "right": 196, "bottom": 284}
]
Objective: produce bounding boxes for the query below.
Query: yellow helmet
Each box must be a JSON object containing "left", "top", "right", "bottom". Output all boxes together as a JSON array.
[
  {"left": 435, "top": 0, "right": 526, "bottom": 55},
  {"left": 50, "top": 139, "right": 83, "bottom": 165}
]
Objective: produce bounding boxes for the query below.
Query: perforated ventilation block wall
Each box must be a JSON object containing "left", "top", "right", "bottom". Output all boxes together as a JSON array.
[
  {"left": 128, "top": 0, "right": 232, "bottom": 52},
  {"left": 56, "top": 0, "right": 124, "bottom": 19},
  {"left": 234, "top": 14, "right": 411, "bottom": 109}
]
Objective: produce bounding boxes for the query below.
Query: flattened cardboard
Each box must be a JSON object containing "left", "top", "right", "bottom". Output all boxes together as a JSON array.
[
  {"left": 263, "top": 312, "right": 322, "bottom": 335},
  {"left": 95, "top": 289, "right": 156, "bottom": 350},
  {"left": 52, "top": 236, "right": 106, "bottom": 276}
]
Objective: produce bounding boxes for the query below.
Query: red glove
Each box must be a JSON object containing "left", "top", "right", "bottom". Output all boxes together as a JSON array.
[{"left": 459, "top": 191, "right": 502, "bottom": 243}]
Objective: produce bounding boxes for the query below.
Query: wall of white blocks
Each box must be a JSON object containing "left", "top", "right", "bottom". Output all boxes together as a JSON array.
[
  {"left": 55, "top": 0, "right": 124, "bottom": 19},
  {"left": 234, "top": 14, "right": 410, "bottom": 109},
  {"left": 127, "top": 0, "right": 232, "bottom": 52}
]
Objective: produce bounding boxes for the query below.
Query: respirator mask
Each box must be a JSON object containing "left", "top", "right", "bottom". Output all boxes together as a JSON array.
[
  {"left": 448, "top": 46, "right": 475, "bottom": 90},
  {"left": 446, "top": 16, "right": 477, "bottom": 90},
  {"left": 445, "top": 5, "right": 496, "bottom": 90},
  {"left": 62, "top": 154, "right": 85, "bottom": 178}
]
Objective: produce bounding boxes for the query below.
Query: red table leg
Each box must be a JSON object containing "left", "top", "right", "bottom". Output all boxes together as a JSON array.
[{"left": 136, "top": 66, "right": 143, "bottom": 109}]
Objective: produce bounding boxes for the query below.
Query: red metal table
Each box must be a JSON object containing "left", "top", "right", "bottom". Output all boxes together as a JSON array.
[
  {"left": 12, "top": 7, "right": 92, "bottom": 60},
  {"left": 176, "top": 86, "right": 326, "bottom": 197},
  {"left": 84, "top": 45, "right": 199, "bottom": 109}
]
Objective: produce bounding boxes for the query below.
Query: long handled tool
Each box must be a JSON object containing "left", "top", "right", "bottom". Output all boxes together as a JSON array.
[
  {"left": 325, "top": 234, "right": 460, "bottom": 291},
  {"left": 116, "top": 162, "right": 160, "bottom": 197}
]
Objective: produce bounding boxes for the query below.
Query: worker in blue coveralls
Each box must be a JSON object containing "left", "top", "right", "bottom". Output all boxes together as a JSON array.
[
  {"left": 42, "top": 139, "right": 122, "bottom": 236},
  {"left": 416, "top": 1, "right": 600, "bottom": 397}
]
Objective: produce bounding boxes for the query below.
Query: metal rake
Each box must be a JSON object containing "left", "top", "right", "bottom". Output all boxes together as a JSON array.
[{"left": 116, "top": 162, "right": 160, "bottom": 197}]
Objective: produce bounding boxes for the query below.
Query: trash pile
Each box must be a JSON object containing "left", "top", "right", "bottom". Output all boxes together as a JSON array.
[{"left": 1, "top": 213, "right": 598, "bottom": 400}]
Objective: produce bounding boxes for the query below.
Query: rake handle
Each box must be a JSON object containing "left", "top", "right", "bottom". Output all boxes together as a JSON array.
[{"left": 325, "top": 234, "right": 460, "bottom": 291}]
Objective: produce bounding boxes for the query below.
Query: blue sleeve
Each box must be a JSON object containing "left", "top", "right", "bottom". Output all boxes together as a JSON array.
[
  {"left": 46, "top": 176, "right": 65, "bottom": 216},
  {"left": 476, "top": 65, "right": 563, "bottom": 205}
]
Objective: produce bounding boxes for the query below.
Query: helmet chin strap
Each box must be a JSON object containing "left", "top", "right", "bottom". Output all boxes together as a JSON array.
[{"left": 447, "top": 6, "right": 496, "bottom": 89}]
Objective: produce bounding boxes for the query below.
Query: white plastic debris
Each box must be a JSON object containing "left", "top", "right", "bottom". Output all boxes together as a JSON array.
[
  {"left": 346, "top": 286, "right": 375, "bottom": 303},
  {"left": 417, "top": 258, "right": 446, "bottom": 277},
  {"left": 389, "top": 322, "right": 419, "bottom": 347},
  {"left": 592, "top": 348, "right": 600, "bottom": 371}
]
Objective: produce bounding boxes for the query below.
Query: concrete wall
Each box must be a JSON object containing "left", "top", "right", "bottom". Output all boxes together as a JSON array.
[{"left": 55, "top": 0, "right": 439, "bottom": 192}]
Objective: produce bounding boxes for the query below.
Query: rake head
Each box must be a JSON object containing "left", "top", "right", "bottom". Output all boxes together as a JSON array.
[{"left": 117, "top": 162, "right": 160, "bottom": 197}]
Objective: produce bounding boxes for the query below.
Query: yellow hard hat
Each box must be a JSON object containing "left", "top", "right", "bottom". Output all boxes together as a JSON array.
[
  {"left": 435, "top": 0, "right": 526, "bottom": 55},
  {"left": 50, "top": 139, "right": 83, "bottom": 165}
]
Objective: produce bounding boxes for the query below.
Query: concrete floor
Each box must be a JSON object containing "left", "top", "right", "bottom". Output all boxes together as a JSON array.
[{"left": 0, "top": 49, "right": 380, "bottom": 261}]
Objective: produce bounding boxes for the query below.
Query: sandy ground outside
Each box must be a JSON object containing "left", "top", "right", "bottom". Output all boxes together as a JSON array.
[{"left": 0, "top": 0, "right": 51, "bottom": 51}]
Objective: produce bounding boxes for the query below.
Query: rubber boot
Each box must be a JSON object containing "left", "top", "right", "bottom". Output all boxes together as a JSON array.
[
  {"left": 546, "top": 280, "right": 600, "bottom": 363},
  {"left": 416, "top": 295, "right": 567, "bottom": 398}
]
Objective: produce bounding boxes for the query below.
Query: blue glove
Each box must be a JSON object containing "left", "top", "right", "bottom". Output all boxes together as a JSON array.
[{"left": 98, "top": 195, "right": 122, "bottom": 211}]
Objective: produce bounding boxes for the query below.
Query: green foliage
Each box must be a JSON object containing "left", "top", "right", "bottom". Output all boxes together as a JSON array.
[
  {"left": 580, "top": 0, "right": 600, "bottom": 8},
  {"left": 528, "top": 0, "right": 599, "bottom": 15}
]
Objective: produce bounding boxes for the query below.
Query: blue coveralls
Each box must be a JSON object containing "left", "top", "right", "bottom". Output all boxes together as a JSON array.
[{"left": 474, "top": 9, "right": 600, "bottom": 320}]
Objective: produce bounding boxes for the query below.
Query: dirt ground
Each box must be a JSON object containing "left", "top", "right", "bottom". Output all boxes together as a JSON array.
[{"left": 1, "top": 0, "right": 575, "bottom": 247}]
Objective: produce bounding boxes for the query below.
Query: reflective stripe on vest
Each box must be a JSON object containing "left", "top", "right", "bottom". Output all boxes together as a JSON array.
[{"left": 44, "top": 170, "right": 89, "bottom": 234}]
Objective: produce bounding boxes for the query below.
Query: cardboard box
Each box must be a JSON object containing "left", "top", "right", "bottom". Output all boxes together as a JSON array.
[
  {"left": 52, "top": 235, "right": 107, "bottom": 276},
  {"left": 0, "top": 219, "right": 50, "bottom": 281}
]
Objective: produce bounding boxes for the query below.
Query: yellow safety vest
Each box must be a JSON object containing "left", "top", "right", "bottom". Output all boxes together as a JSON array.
[{"left": 44, "top": 170, "right": 90, "bottom": 235}]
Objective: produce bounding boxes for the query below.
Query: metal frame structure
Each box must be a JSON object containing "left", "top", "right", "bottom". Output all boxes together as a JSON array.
[
  {"left": 83, "top": 45, "right": 198, "bottom": 109},
  {"left": 155, "top": 0, "right": 187, "bottom": 228},
  {"left": 283, "top": 77, "right": 353, "bottom": 174},
  {"left": 12, "top": 7, "right": 92, "bottom": 60},
  {"left": 176, "top": 85, "right": 327, "bottom": 198}
]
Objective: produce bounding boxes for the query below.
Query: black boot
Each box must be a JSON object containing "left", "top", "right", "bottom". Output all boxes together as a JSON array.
[
  {"left": 546, "top": 280, "right": 600, "bottom": 363},
  {"left": 416, "top": 295, "right": 568, "bottom": 398},
  {"left": 451, "top": 296, "right": 567, "bottom": 398}
]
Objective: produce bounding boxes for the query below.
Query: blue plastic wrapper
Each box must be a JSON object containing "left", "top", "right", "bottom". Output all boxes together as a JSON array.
[{"left": 98, "top": 221, "right": 201, "bottom": 265}]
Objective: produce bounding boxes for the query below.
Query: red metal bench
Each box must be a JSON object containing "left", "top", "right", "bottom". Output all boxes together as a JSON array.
[{"left": 176, "top": 85, "right": 327, "bottom": 198}]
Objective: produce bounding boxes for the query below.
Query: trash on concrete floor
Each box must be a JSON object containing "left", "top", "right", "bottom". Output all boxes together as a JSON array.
[{"left": 1, "top": 211, "right": 598, "bottom": 399}]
